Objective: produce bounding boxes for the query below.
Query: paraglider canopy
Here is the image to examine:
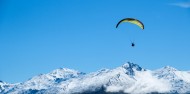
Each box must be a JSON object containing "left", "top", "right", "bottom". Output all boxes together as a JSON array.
[{"left": 116, "top": 18, "right": 144, "bottom": 30}]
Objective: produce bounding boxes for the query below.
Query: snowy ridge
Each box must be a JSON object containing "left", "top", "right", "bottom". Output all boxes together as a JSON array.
[
  {"left": 1, "top": 62, "right": 190, "bottom": 94},
  {"left": 0, "top": 80, "right": 18, "bottom": 93},
  {"left": 153, "top": 66, "right": 190, "bottom": 93}
]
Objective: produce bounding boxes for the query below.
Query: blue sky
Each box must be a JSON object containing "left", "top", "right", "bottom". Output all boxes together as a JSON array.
[{"left": 0, "top": 0, "right": 190, "bottom": 83}]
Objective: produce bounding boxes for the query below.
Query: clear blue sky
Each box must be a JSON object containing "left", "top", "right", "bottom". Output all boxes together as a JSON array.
[{"left": 0, "top": 0, "right": 190, "bottom": 83}]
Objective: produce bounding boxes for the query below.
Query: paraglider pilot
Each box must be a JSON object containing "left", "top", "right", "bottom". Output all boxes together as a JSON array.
[{"left": 131, "top": 42, "right": 135, "bottom": 47}]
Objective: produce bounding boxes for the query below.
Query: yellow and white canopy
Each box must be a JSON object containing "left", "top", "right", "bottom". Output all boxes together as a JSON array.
[{"left": 116, "top": 18, "right": 144, "bottom": 30}]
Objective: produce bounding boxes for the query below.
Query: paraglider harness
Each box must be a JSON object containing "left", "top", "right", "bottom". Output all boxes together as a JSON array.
[{"left": 131, "top": 42, "right": 135, "bottom": 47}]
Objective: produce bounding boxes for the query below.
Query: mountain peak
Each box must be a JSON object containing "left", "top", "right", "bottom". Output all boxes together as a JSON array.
[
  {"left": 163, "top": 66, "right": 178, "bottom": 71},
  {"left": 53, "top": 68, "right": 78, "bottom": 73},
  {"left": 120, "top": 62, "right": 144, "bottom": 76},
  {"left": 48, "top": 68, "right": 85, "bottom": 79},
  {"left": 122, "top": 62, "right": 143, "bottom": 71}
]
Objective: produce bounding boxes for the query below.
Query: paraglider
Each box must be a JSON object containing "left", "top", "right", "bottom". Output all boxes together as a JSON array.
[{"left": 116, "top": 18, "right": 144, "bottom": 47}]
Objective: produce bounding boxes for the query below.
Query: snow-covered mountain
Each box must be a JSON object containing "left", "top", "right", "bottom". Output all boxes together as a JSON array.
[{"left": 1, "top": 62, "right": 190, "bottom": 94}]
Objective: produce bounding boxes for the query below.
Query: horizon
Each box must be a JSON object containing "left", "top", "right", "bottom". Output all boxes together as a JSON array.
[{"left": 1, "top": 0, "right": 190, "bottom": 83}]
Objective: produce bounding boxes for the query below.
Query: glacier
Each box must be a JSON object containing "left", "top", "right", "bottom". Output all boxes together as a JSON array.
[{"left": 1, "top": 62, "right": 190, "bottom": 94}]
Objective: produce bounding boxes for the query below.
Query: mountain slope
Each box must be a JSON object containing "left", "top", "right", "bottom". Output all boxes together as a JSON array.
[{"left": 1, "top": 62, "right": 190, "bottom": 94}]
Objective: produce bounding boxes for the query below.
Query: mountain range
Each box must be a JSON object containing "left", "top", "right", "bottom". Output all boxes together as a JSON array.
[{"left": 1, "top": 62, "right": 190, "bottom": 94}]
